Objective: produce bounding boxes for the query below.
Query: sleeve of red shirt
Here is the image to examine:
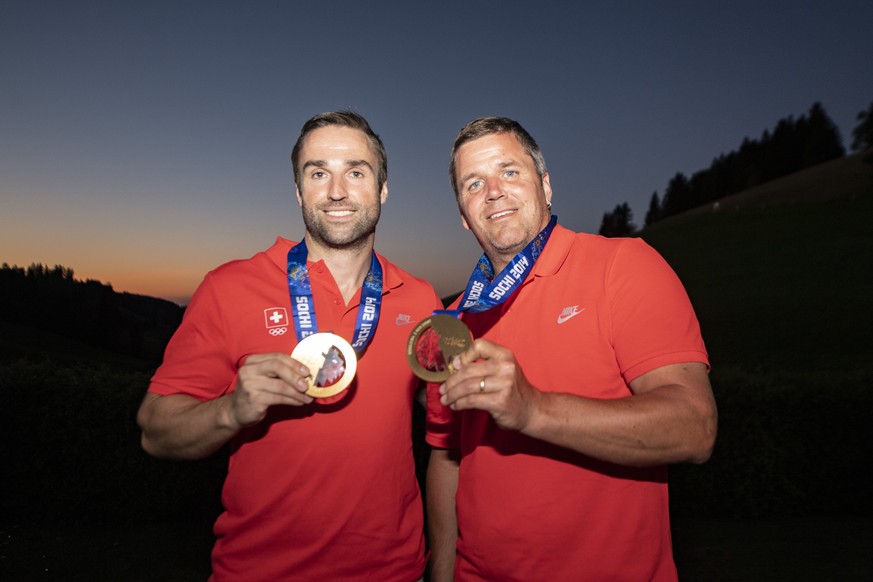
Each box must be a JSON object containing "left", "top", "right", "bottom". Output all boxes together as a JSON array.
[
  {"left": 608, "top": 238, "right": 709, "bottom": 384},
  {"left": 148, "top": 272, "right": 239, "bottom": 401},
  {"left": 424, "top": 291, "right": 460, "bottom": 450},
  {"left": 425, "top": 379, "right": 458, "bottom": 449}
]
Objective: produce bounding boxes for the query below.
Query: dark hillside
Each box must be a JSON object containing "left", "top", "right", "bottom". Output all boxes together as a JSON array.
[
  {"left": 642, "top": 151, "right": 872, "bottom": 372},
  {"left": 666, "top": 150, "right": 872, "bottom": 215},
  {"left": 641, "top": 155, "right": 873, "bottom": 518},
  {"left": 0, "top": 319, "right": 152, "bottom": 370},
  {"left": 0, "top": 267, "right": 217, "bottom": 529},
  {"left": 0, "top": 264, "right": 184, "bottom": 368}
]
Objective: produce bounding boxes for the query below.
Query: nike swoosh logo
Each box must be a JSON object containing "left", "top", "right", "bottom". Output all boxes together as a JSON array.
[{"left": 557, "top": 308, "right": 584, "bottom": 324}]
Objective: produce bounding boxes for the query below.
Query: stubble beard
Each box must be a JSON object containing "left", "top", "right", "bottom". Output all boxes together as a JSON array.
[
  {"left": 481, "top": 207, "right": 550, "bottom": 266},
  {"left": 301, "top": 201, "right": 381, "bottom": 252}
]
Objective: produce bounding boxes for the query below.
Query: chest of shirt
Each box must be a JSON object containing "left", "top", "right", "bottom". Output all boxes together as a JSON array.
[{"left": 461, "top": 272, "right": 628, "bottom": 400}]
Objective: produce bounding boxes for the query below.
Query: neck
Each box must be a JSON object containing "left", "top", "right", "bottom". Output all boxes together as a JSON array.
[
  {"left": 488, "top": 253, "right": 511, "bottom": 275},
  {"left": 488, "top": 215, "right": 554, "bottom": 274},
  {"left": 304, "top": 233, "right": 375, "bottom": 304},
  {"left": 487, "top": 242, "right": 528, "bottom": 275}
]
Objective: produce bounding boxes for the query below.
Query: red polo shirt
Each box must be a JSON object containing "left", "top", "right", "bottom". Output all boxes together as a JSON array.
[
  {"left": 427, "top": 226, "right": 708, "bottom": 581},
  {"left": 150, "top": 237, "right": 440, "bottom": 581}
]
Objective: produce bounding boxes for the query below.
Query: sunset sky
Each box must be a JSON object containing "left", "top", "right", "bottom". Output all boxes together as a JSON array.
[{"left": 3, "top": 1, "right": 872, "bottom": 304}]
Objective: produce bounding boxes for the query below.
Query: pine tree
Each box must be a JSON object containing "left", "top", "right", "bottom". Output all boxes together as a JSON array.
[
  {"left": 661, "top": 173, "right": 692, "bottom": 218},
  {"left": 803, "top": 102, "right": 845, "bottom": 166},
  {"left": 598, "top": 202, "right": 637, "bottom": 237},
  {"left": 851, "top": 101, "right": 873, "bottom": 153},
  {"left": 644, "top": 191, "right": 661, "bottom": 227}
]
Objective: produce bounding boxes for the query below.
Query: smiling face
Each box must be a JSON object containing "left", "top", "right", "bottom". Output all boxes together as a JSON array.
[
  {"left": 295, "top": 125, "right": 387, "bottom": 253},
  {"left": 454, "top": 131, "right": 552, "bottom": 271}
]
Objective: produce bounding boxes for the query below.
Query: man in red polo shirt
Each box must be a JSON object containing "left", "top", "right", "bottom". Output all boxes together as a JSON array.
[
  {"left": 138, "top": 111, "right": 439, "bottom": 581},
  {"left": 426, "top": 117, "right": 718, "bottom": 581}
]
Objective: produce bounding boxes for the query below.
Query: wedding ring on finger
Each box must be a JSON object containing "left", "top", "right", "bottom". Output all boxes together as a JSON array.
[{"left": 479, "top": 377, "right": 486, "bottom": 393}]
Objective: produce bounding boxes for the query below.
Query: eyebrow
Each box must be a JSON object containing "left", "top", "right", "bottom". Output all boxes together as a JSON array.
[{"left": 302, "top": 159, "right": 374, "bottom": 172}]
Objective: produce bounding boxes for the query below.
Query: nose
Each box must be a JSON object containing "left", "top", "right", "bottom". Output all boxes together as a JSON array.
[
  {"left": 328, "top": 178, "right": 347, "bottom": 200},
  {"left": 485, "top": 177, "right": 504, "bottom": 202}
]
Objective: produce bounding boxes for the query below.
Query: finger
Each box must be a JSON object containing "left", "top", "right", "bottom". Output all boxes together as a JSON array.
[
  {"left": 245, "top": 352, "right": 312, "bottom": 379},
  {"left": 444, "top": 378, "right": 492, "bottom": 411},
  {"left": 443, "top": 355, "right": 491, "bottom": 391},
  {"left": 268, "top": 381, "right": 314, "bottom": 405},
  {"left": 230, "top": 380, "right": 313, "bottom": 425},
  {"left": 261, "top": 377, "right": 314, "bottom": 401},
  {"left": 457, "top": 338, "right": 512, "bottom": 369},
  {"left": 441, "top": 371, "right": 492, "bottom": 407},
  {"left": 241, "top": 357, "right": 311, "bottom": 394}
]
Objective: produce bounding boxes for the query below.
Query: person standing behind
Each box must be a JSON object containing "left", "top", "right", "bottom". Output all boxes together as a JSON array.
[
  {"left": 426, "top": 117, "right": 717, "bottom": 581},
  {"left": 138, "top": 111, "right": 440, "bottom": 581}
]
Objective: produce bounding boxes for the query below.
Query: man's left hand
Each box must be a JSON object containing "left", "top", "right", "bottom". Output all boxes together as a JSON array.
[{"left": 439, "top": 338, "right": 541, "bottom": 431}]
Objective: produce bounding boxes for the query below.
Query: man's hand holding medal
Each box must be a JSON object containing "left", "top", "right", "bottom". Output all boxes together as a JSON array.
[{"left": 407, "top": 216, "right": 556, "bottom": 428}]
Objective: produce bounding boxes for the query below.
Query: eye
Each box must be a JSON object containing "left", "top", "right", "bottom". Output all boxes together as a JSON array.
[
  {"left": 468, "top": 179, "right": 483, "bottom": 192},
  {"left": 349, "top": 170, "right": 364, "bottom": 178},
  {"left": 311, "top": 170, "right": 326, "bottom": 179},
  {"left": 504, "top": 169, "right": 518, "bottom": 178}
]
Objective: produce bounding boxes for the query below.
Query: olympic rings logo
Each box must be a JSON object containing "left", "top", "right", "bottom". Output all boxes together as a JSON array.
[{"left": 269, "top": 327, "right": 288, "bottom": 336}]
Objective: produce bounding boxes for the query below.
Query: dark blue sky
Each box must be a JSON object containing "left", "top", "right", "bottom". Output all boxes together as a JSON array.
[{"left": 3, "top": 0, "right": 871, "bottom": 302}]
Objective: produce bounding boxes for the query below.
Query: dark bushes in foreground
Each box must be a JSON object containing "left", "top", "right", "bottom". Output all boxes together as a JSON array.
[{"left": 0, "top": 359, "right": 224, "bottom": 526}]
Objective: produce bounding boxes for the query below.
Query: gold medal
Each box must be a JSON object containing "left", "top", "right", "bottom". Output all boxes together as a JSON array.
[
  {"left": 291, "top": 332, "right": 357, "bottom": 398},
  {"left": 406, "top": 314, "right": 473, "bottom": 382}
]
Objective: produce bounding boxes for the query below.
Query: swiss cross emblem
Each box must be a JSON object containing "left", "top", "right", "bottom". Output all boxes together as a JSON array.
[{"left": 264, "top": 307, "right": 288, "bottom": 329}]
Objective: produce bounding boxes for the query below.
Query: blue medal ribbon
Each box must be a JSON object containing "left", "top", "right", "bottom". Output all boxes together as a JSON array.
[
  {"left": 438, "top": 215, "right": 557, "bottom": 317},
  {"left": 287, "top": 239, "right": 383, "bottom": 355}
]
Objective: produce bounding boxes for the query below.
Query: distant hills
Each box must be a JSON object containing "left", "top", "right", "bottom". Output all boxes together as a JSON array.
[{"left": 0, "top": 264, "right": 182, "bottom": 368}]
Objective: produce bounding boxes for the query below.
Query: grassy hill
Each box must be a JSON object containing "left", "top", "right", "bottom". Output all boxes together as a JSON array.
[
  {"left": 644, "top": 151, "right": 872, "bottom": 372},
  {"left": 641, "top": 152, "right": 873, "bottom": 518},
  {"left": 677, "top": 150, "right": 872, "bottom": 213},
  {"left": 0, "top": 319, "right": 154, "bottom": 370}
]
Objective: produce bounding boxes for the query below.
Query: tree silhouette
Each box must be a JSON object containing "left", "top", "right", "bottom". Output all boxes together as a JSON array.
[
  {"left": 598, "top": 202, "right": 637, "bottom": 237},
  {"left": 0, "top": 262, "right": 183, "bottom": 365},
  {"left": 852, "top": 100, "right": 873, "bottom": 155},
  {"left": 630, "top": 101, "right": 849, "bottom": 225},
  {"left": 644, "top": 191, "right": 662, "bottom": 228},
  {"left": 661, "top": 172, "right": 693, "bottom": 217}
]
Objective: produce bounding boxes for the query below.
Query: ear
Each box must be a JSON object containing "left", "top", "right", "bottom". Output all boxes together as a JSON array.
[
  {"left": 460, "top": 211, "right": 471, "bottom": 231},
  {"left": 542, "top": 173, "right": 553, "bottom": 208},
  {"left": 295, "top": 186, "right": 303, "bottom": 207},
  {"left": 380, "top": 182, "right": 388, "bottom": 204}
]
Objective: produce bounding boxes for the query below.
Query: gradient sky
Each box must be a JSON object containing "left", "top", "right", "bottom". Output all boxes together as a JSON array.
[{"left": 3, "top": 1, "right": 872, "bottom": 304}]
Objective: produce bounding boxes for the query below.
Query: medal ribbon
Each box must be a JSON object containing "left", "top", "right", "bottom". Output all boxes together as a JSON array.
[
  {"left": 287, "top": 239, "right": 383, "bottom": 354},
  {"left": 438, "top": 214, "right": 557, "bottom": 317}
]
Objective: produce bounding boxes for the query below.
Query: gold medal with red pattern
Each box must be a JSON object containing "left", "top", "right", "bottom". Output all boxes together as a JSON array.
[
  {"left": 291, "top": 332, "right": 358, "bottom": 398},
  {"left": 406, "top": 314, "right": 473, "bottom": 382}
]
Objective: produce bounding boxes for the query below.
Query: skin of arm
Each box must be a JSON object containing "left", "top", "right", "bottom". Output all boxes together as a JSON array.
[
  {"left": 426, "top": 447, "right": 460, "bottom": 582},
  {"left": 440, "top": 339, "right": 717, "bottom": 467},
  {"left": 138, "top": 352, "right": 314, "bottom": 460}
]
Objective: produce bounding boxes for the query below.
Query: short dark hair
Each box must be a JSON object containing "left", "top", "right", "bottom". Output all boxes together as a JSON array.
[
  {"left": 291, "top": 111, "right": 388, "bottom": 190},
  {"left": 449, "top": 117, "right": 547, "bottom": 198}
]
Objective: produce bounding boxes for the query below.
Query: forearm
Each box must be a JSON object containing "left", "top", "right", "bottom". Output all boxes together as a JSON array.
[
  {"left": 426, "top": 448, "right": 459, "bottom": 582},
  {"left": 523, "top": 385, "right": 715, "bottom": 466},
  {"left": 137, "top": 392, "right": 240, "bottom": 460}
]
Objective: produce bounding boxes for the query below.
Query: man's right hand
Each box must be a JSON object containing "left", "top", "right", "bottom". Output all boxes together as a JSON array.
[
  {"left": 230, "top": 353, "right": 314, "bottom": 428},
  {"left": 138, "top": 353, "right": 314, "bottom": 460}
]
